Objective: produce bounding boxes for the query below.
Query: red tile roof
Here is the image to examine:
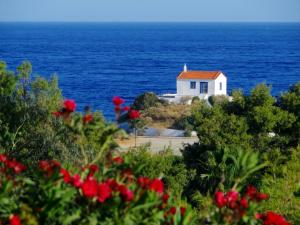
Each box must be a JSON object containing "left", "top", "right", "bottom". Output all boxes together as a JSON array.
[{"left": 177, "top": 71, "right": 223, "bottom": 80}]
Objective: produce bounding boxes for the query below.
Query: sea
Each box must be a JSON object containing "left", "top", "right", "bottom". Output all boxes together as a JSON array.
[{"left": 0, "top": 22, "right": 299, "bottom": 120}]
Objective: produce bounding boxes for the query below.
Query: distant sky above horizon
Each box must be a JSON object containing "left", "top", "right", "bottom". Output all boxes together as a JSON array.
[{"left": 0, "top": 0, "right": 299, "bottom": 22}]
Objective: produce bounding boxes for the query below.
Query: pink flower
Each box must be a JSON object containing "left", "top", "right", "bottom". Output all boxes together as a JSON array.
[
  {"left": 112, "top": 96, "right": 124, "bottom": 106},
  {"left": 81, "top": 179, "right": 98, "bottom": 198},
  {"left": 128, "top": 110, "right": 140, "bottom": 119},
  {"left": 148, "top": 178, "right": 164, "bottom": 194},
  {"left": 9, "top": 215, "right": 21, "bottom": 225},
  {"left": 118, "top": 185, "right": 134, "bottom": 202},
  {"left": 214, "top": 191, "right": 227, "bottom": 208},
  {"left": 98, "top": 183, "right": 112, "bottom": 203},
  {"left": 64, "top": 99, "right": 76, "bottom": 112}
]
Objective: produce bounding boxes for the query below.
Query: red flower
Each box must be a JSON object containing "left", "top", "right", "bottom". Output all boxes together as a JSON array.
[
  {"left": 114, "top": 105, "right": 121, "bottom": 113},
  {"left": 106, "top": 179, "right": 119, "bottom": 191},
  {"left": 81, "top": 179, "right": 98, "bottom": 198},
  {"left": 261, "top": 211, "right": 290, "bottom": 225},
  {"left": 128, "top": 110, "right": 140, "bottom": 119},
  {"left": 148, "top": 178, "right": 164, "bottom": 194},
  {"left": 215, "top": 191, "right": 227, "bottom": 208},
  {"left": 240, "top": 197, "right": 248, "bottom": 209},
  {"left": 88, "top": 164, "right": 99, "bottom": 176},
  {"left": 137, "top": 177, "right": 150, "bottom": 188},
  {"left": 9, "top": 215, "right": 21, "bottom": 225},
  {"left": 0, "top": 154, "right": 8, "bottom": 163},
  {"left": 112, "top": 96, "right": 124, "bottom": 106},
  {"left": 38, "top": 160, "right": 60, "bottom": 176},
  {"left": 83, "top": 114, "right": 93, "bottom": 124},
  {"left": 162, "top": 193, "right": 169, "bottom": 203},
  {"left": 118, "top": 185, "right": 134, "bottom": 202},
  {"left": 226, "top": 190, "right": 239, "bottom": 203},
  {"left": 122, "top": 106, "right": 130, "bottom": 111},
  {"left": 113, "top": 156, "right": 124, "bottom": 164},
  {"left": 245, "top": 185, "right": 257, "bottom": 199},
  {"left": 39, "top": 160, "right": 51, "bottom": 171},
  {"left": 64, "top": 99, "right": 76, "bottom": 112},
  {"left": 72, "top": 174, "right": 83, "bottom": 188},
  {"left": 7, "top": 160, "right": 26, "bottom": 174},
  {"left": 98, "top": 182, "right": 112, "bottom": 203},
  {"left": 169, "top": 207, "right": 176, "bottom": 215},
  {"left": 256, "top": 193, "right": 269, "bottom": 202},
  {"left": 180, "top": 207, "right": 186, "bottom": 216},
  {"left": 60, "top": 168, "right": 71, "bottom": 184}
]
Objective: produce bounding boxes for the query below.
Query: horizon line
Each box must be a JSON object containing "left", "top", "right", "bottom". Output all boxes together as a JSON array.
[{"left": 1, "top": 20, "right": 300, "bottom": 23}]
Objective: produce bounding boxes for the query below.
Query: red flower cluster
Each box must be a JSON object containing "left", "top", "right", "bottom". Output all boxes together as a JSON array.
[
  {"left": 215, "top": 186, "right": 269, "bottom": 210},
  {"left": 128, "top": 110, "right": 140, "bottom": 120},
  {"left": 0, "top": 154, "right": 26, "bottom": 175},
  {"left": 137, "top": 177, "right": 164, "bottom": 194},
  {"left": 9, "top": 214, "right": 21, "bottom": 225},
  {"left": 112, "top": 96, "right": 140, "bottom": 120},
  {"left": 214, "top": 186, "right": 289, "bottom": 224},
  {"left": 64, "top": 99, "right": 76, "bottom": 112},
  {"left": 256, "top": 211, "right": 290, "bottom": 225},
  {"left": 39, "top": 160, "right": 61, "bottom": 176},
  {"left": 245, "top": 185, "right": 269, "bottom": 202},
  {"left": 52, "top": 99, "right": 76, "bottom": 118}
]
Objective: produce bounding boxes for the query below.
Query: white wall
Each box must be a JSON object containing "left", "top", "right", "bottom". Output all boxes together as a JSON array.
[
  {"left": 214, "top": 73, "right": 227, "bottom": 95},
  {"left": 176, "top": 73, "right": 227, "bottom": 98}
]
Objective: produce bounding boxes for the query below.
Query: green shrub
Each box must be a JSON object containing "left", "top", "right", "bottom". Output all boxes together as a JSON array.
[
  {"left": 260, "top": 147, "right": 300, "bottom": 224},
  {"left": 132, "top": 92, "right": 166, "bottom": 110},
  {"left": 125, "top": 145, "right": 195, "bottom": 197}
]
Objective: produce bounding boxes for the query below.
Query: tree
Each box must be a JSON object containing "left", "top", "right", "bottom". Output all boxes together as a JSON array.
[
  {"left": 278, "top": 83, "right": 300, "bottom": 146},
  {"left": 132, "top": 92, "right": 166, "bottom": 110}
]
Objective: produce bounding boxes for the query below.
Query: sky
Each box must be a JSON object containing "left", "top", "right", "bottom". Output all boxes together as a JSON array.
[{"left": 0, "top": 0, "right": 299, "bottom": 22}]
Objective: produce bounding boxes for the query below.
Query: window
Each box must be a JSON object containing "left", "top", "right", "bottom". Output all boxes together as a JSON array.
[
  {"left": 220, "top": 82, "right": 222, "bottom": 90},
  {"left": 190, "top": 81, "right": 196, "bottom": 89},
  {"left": 200, "top": 82, "right": 208, "bottom": 94}
]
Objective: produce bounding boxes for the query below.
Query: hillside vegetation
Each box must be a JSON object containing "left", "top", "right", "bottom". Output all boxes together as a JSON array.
[{"left": 1, "top": 60, "right": 299, "bottom": 225}]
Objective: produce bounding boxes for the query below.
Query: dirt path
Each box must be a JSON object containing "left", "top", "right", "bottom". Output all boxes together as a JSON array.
[{"left": 117, "top": 136, "right": 198, "bottom": 155}]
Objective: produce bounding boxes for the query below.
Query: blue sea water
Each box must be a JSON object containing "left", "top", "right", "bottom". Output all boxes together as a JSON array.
[{"left": 0, "top": 22, "right": 300, "bottom": 119}]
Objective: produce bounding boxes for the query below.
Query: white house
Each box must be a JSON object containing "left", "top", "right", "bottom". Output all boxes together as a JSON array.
[{"left": 159, "top": 65, "right": 227, "bottom": 103}]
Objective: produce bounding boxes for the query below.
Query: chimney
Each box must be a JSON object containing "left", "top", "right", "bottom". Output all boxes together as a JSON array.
[{"left": 183, "top": 64, "right": 188, "bottom": 72}]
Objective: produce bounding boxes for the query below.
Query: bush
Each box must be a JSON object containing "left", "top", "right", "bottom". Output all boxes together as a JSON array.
[
  {"left": 0, "top": 61, "right": 119, "bottom": 166},
  {"left": 0, "top": 152, "right": 195, "bottom": 225},
  {"left": 260, "top": 147, "right": 300, "bottom": 224},
  {"left": 125, "top": 145, "right": 195, "bottom": 197},
  {"left": 132, "top": 92, "right": 166, "bottom": 110}
]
